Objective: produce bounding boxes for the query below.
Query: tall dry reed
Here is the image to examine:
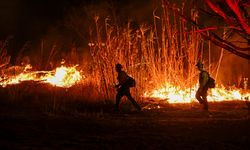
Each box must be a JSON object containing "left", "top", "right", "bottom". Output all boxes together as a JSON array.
[{"left": 87, "top": 0, "right": 204, "bottom": 101}]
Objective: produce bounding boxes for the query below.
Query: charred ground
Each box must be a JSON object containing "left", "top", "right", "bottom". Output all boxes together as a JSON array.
[{"left": 0, "top": 83, "right": 250, "bottom": 150}]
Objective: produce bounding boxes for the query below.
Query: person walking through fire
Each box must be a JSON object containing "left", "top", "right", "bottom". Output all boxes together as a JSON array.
[
  {"left": 195, "top": 61, "right": 210, "bottom": 111},
  {"left": 115, "top": 63, "right": 141, "bottom": 112}
]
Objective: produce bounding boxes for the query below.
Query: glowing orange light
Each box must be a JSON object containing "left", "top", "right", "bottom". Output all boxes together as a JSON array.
[
  {"left": 0, "top": 65, "right": 82, "bottom": 88},
  {"left": 144, "top": 83, "right": 250, "bottom": 104},
  {"left": 44, "top": 66, "right": 82, "bottom": 88}
]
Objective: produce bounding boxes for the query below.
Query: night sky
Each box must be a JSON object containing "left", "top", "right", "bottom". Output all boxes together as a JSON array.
[
  {"left": 0, "top": 0, "right": 85, "bottom": 39},
  {"left": 0, "top": 0, "right": 152, "bottom": 40},
  {"left": 0, "top": 0, "right": 153, "bottom": 62}
]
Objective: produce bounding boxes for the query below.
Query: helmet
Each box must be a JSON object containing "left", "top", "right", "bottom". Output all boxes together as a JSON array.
[
  {"left": 115, "top": 63, "right": 122, "bottom": 69},
  {"left": 195, "top": 61, "right": 203, "bottom": 68}
]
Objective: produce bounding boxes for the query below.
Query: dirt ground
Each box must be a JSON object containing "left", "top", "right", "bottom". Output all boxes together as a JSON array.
[{"left": 0, "top": 99, "right": 250, "bottom": 150}]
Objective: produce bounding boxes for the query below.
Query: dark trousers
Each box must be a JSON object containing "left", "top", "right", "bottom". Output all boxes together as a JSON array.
[
  {"left": 116, "top": 87, "right": 141, "bottom": 111},
  {"left": 195, "top": 87, "right": 209, "bottom": 110}
]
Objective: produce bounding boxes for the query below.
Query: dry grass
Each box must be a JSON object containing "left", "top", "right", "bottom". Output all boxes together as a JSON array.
[
  {"left": 86, "top": 1, "right": 203, "bottom": 101},
  {"left": 1, "top": 1, "right": 209, "bottom": 109},
  {"left": 0, "top": 82, "right": 112, "bottom": 115}
]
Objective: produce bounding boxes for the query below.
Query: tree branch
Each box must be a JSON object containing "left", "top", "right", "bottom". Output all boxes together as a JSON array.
[
  {"left": 163, "top": 0, "right": 250, "bottom": 60},
  {"left": 226, "top": 0, "right": 250, "bottom": 35}
]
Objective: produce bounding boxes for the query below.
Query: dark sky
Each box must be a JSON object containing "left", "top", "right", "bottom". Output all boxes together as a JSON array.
[
  {"left": 0, "top": 0, "right": 84, "bottom": 39},
  {"left": 0, "top": 0, "right": 153, "bottom": 60},
  {"left": 0, "top": 0, "right": 153, "bottom": 40}
]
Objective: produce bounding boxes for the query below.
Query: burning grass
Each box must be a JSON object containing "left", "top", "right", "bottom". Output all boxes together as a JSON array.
[
  {"left": 1, "top": 62, "right": 248, "bottom": 105},
  {"left": 0, "top": 0, "right": 249, "bottom": 110},
  {"left": 143, "top": 83, "right": 250, "bottom": 103},
  {"left": 0, "top": 1, "right": 249, "bottom": 148},
  {"left": 0, "top": 64, "right": 82, "bottom": 88},
  {"left": 85, "top": 1, "right": 249, "bottom": 104}
]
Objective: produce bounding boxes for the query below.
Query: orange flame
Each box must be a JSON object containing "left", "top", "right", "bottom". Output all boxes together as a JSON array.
[
  {"left": 43, "top": 66, "right": 82, "bottom": 88},
  {"left": 144, "top": 83, "right": 250, "bottom": 103},
  {"left": 0, "top": 65, "right": 82, "bottom": 88}
]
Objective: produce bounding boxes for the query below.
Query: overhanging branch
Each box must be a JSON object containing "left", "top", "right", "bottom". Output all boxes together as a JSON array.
[{"left": 163, "top": 0, "right": 250, "bottom": 60}]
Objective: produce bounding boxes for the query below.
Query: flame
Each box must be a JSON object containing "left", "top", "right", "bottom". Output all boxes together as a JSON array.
[
  {"left": 44, "top": 66, "right": 82, "bottom": 88},
  {"left": 1, "top": 65, "right": 249, "bottom": 103},
  {"left": 0, "top": 65, "right": 82, "bottom": 88},
  {"left": 144, "top": 83, "right": 250, "bottom": 103}
]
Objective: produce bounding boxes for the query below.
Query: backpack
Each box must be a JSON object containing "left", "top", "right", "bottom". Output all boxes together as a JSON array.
[
  {"left": 207, "top": 76, "right": 215, "bottom": 88},
  {"left": 127, "top": 76, "right": 136, "bottom": 87}
]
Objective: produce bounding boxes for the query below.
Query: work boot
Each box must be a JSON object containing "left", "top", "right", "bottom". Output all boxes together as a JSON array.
[
  {"left": 203, "top": 104, "right": 208, "bottom": 111},
  {"left": 137, "top": 105, "right": 142, "bottom": 111},
  {"left": 114, "top": 107, "right": 120, "bottom": 113},
  {"left": 132, "top": 104, "right": 141, "bottom": 111}
]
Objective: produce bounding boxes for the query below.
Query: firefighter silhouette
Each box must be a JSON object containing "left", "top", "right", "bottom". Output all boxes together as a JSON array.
[
  {"left": 195, "top": 61, "right": 209, "bottom": 111},
  {"left": 114, "top": 63, "right": 141, "bottom": 112}
]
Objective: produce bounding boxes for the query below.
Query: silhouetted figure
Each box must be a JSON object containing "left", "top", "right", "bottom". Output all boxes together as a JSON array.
[
  {"left": 195, "top": 61, "right": 209, "bottom": 111},
  {"left": 115, "top": 63, "right": 141, "bottom": 112},
  {"left": 245, "top": 97, "right": 250, "bottom": 116}
]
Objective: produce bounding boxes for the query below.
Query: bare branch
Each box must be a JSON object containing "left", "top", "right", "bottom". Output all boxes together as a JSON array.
[
  {"left": 164, "top": 0, "right": 250, "bottom": 59},
  {"left": 226, "top": 0, "right": 250, "bottom": 35}
]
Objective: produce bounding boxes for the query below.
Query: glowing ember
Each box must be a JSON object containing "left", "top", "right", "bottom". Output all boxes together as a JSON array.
[
  {"left": 144, "top": 83, "right": 250, "bottom": 104},
  {"left": 0, "top": 65, "right": 82, "bottom": 88}
]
